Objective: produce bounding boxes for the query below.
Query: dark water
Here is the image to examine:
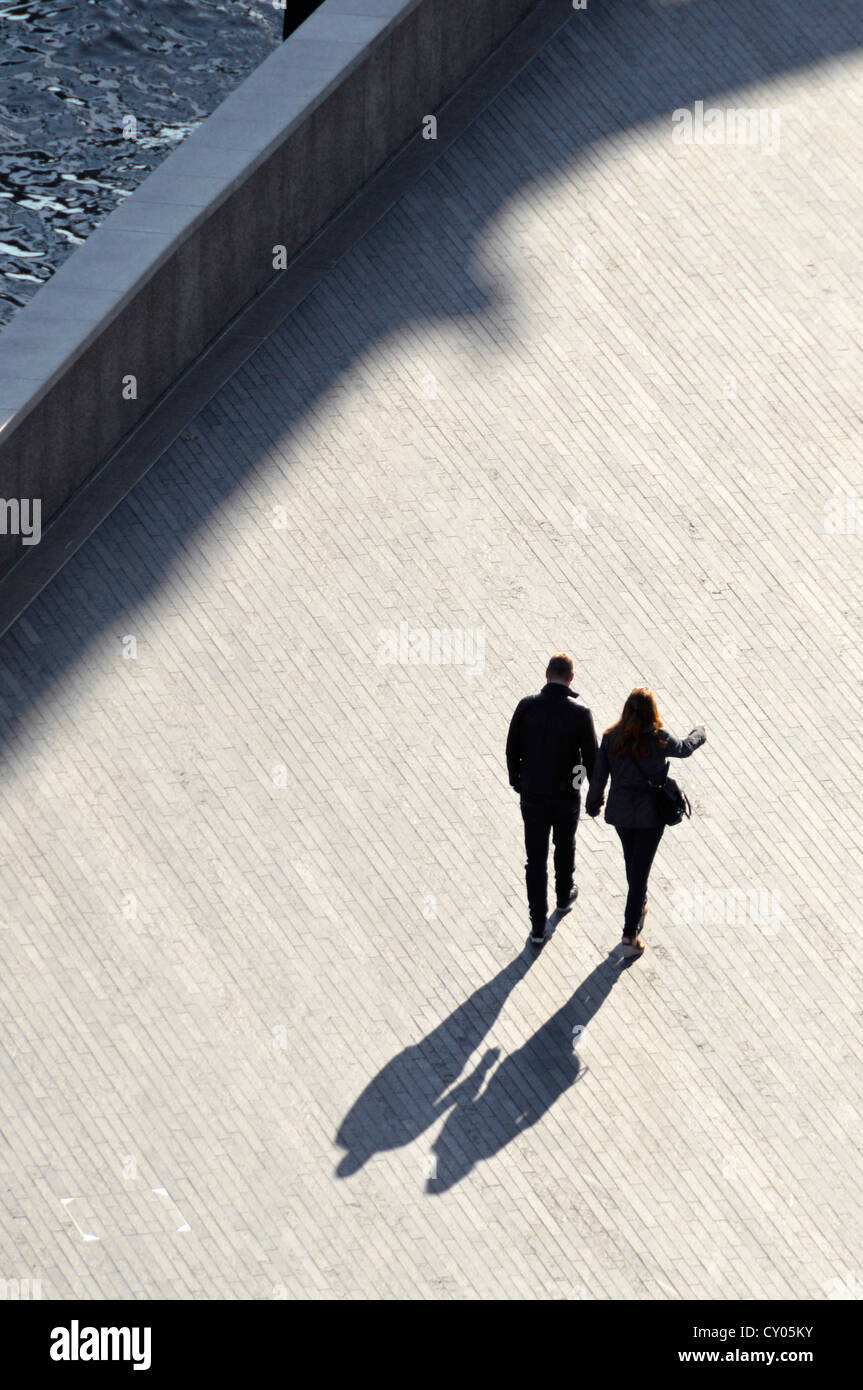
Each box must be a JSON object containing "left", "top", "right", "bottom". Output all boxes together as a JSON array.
[{"left": 0, "top": 0, "right": 283, "bottom": 330}]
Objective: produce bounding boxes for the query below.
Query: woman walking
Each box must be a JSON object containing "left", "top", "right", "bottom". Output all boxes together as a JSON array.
[{"left": 585, "top": 689, "right": 706, "bottom": 958}]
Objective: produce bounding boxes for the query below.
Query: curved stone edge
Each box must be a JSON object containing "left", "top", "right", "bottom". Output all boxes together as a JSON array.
[{"left": 0, "top": 0, "right": 539, "bottom": 576}]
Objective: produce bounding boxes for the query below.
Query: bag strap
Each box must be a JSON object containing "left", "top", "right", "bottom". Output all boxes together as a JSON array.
[{"left": 629, "top": 741, "right": 668, "bottom": 790}]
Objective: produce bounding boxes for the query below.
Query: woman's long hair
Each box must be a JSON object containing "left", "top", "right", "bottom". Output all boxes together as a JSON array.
[{"left": 605, "top": 687, "right": 663, "bottom": 757}]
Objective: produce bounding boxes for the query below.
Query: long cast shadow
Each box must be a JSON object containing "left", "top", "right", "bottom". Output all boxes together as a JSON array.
[
  {"left": 0, "top": 0, "right": 860, "bottom": 757},
  {"left": 426, "top": 948, "right": 624, "bottom": 1193},
  {"left": 334, "top": 944, "right": 538, "bottom": 1176}
]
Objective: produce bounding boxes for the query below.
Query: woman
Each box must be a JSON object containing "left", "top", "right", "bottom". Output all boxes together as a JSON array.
[{"left": 585, "top": 689, "right": 706, "bottom": 958}]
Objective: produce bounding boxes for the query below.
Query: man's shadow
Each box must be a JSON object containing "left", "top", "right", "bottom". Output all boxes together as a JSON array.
[
  {"left": 426, "top": 948, "right": 625, "bottom": 1193},
  {"left": 334, "top": 944, "right": 538, "bottom": 1177}
]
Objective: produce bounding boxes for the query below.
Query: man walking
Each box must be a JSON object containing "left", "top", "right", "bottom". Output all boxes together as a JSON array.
[{"left": 506, "top": 653, "right": 598, "bottom": 946}]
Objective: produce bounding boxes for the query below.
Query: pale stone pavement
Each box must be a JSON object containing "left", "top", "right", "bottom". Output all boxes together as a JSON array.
[{"left": 1, "top": 0, "right": 862, "bottom": 1299}]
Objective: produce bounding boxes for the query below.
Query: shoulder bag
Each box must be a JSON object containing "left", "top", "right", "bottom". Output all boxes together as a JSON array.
[{"left": 629, "top": 749, "right": 691, "bottom": 827}]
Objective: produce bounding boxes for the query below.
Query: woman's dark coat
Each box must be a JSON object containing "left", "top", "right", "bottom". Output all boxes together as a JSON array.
[{"left": 585, "top": 725, "right": 706, "bottom": 828}]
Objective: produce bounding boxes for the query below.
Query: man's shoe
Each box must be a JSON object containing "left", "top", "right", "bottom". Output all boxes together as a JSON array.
[
  {"left": 620, "top": 936, "right": 645, "bottom": 960},
  {"left": 556, "top": 885, "right": 578, "bottom": 913},
  {"left": 529, "top": 926, "right": 547, "bottom": 947}
]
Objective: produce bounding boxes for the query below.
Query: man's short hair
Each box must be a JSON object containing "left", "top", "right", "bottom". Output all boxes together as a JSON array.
[{"left": 546, "top": 652, "right": 574, "bottom": 680}]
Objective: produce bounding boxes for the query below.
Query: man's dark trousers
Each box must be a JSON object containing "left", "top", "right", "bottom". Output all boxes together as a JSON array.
[{"left": 520, "top": 793, "right": 580, "bottom": 929}]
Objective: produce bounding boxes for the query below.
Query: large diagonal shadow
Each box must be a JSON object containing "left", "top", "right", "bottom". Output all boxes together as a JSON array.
[{"left": 0, "top": 0, "right": 860, "bottom": 752}]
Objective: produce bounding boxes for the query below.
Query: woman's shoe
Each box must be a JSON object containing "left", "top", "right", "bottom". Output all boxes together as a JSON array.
[{"left": 620, "top": 935, "right": 645, "bottom": 959}]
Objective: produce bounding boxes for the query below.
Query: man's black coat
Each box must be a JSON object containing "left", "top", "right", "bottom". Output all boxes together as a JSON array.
[{"left": 506, "top": 683, "right": 598, "bottom": 800}]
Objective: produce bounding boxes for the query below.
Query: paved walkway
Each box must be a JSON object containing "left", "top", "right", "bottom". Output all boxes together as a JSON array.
[{"left": 1, "top": 0, "right": 862, "bottom": 1299}]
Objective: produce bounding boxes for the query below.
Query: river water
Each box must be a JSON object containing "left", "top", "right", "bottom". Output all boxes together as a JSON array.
[{"left": 0, "top": 0, "right": 286, "bottom": 331}]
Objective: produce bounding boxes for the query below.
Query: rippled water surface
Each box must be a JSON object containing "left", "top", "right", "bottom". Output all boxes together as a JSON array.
[{"left": 0, "top": 0, "right": 283, "bottom": 330}]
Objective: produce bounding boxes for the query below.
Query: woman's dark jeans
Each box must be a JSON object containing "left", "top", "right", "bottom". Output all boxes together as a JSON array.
[{"left": 615, "top": 825, "right": 664, "bottom": 936}]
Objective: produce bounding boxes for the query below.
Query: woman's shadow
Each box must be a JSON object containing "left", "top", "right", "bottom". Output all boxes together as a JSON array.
[{"left": 334, "top": 940, "right": 628, "bottom": 1189}]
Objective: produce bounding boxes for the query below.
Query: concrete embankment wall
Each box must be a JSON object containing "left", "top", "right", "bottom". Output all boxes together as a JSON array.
[{"left": 0, "top": 0, "right": 540, "bottom": 578}]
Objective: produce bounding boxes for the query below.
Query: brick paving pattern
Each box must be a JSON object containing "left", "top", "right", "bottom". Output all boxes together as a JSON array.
[{"left": 0, "top": 0, "right": 862, "bottom": 1299}]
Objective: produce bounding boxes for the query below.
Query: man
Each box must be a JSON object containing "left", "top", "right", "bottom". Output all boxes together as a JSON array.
[{"left": 506, "top": 653, "right": 598, "bottom": 946}]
